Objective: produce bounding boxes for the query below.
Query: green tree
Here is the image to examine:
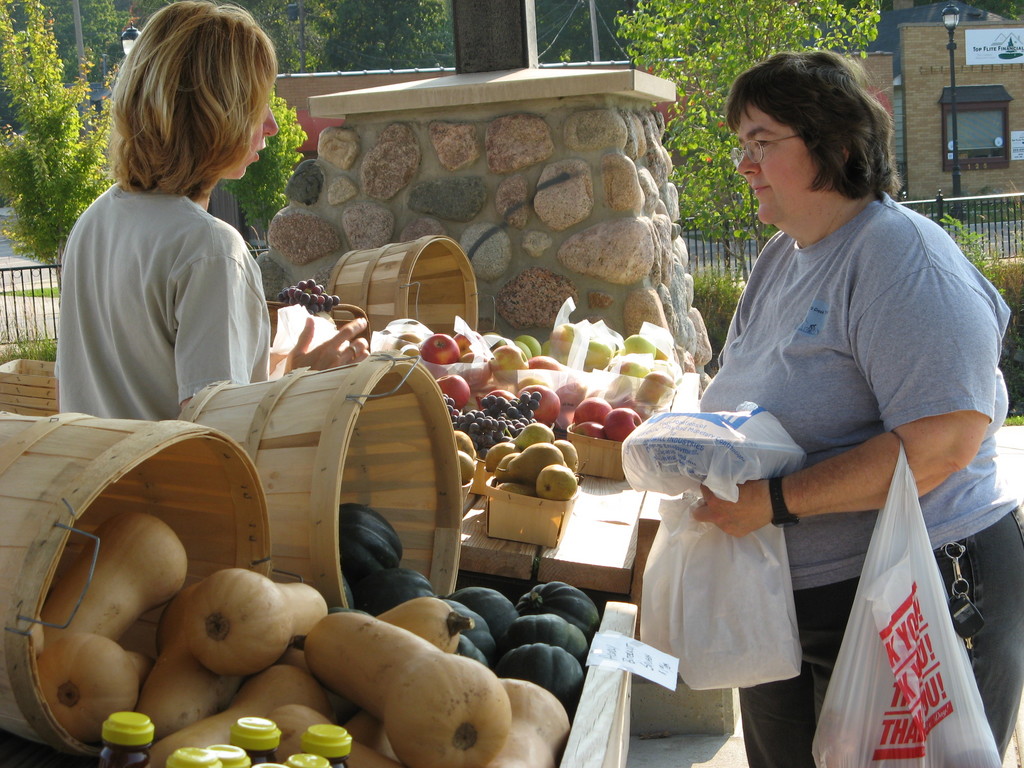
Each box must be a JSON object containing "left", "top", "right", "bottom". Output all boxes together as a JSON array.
[
  {"left": 536, "top": 0, "right": 632, "bottom": 63},
  {"left": 42, "top": 0, "right": 125, "bottom": 84},
  {"left": 223, "top": 93, "right": 307, "bottom": 239},
  {"left": 0, "top": 0, "right": 110, "bottom": 263},
  {"left": 618, "top": 0, "right": 880, "bottom": 266},
  {"left": 315, "top": 0, "right": 453, "bottom": 71}
]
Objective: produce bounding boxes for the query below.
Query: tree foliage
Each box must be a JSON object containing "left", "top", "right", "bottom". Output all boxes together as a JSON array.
[
  {"left": 535, "top": 0, "right": 633, "bottom": 63},
  {"left": 0, "top": 0, "right": 110, "bottom": 263},
  {"left": 618, "top": 0, "right": 880, "bottom": 262},
  {"left": 222, "top": 93, "right": 307, "bottom": 238}
]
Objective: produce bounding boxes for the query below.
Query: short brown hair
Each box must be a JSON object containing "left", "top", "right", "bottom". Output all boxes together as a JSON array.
[
  {"left": 725, "top": 50, "right": 900, "bottom": 199},
  {"left": 109, "top": 1, "right": 277, "bottom": 199}
]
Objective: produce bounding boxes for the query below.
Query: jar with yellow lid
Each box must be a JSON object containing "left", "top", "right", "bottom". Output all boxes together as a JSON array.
[
  {"left": 300, "top": 724, "right": 352, "bottom": 766},
  {"left": 98, "top": 711, "right": 155, "bottom": 768},
  {"left": 284, "top": 754, "right": 330, "bottom": 768},
  {"left": 165, "top": 746, "right": 224, "bottom": 768},
  {"left": 205, "top": 744, "right": 253, "bottom": 768},
  {"left": 230, "top": 717, "right": 281, "bottom": 764}
]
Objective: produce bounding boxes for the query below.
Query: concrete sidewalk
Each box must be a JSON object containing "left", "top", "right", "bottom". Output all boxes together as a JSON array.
[{"left": 629, "top": 426, "right": 1024, "bottom": 768}]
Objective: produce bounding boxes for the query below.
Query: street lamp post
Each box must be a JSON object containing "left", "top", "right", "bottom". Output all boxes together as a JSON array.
[
  {"left": 942, "top": 4, "right": 962, "bottom": 199},
  {"left": 120, "top": 25, "right": 140, "bottom": 57}
]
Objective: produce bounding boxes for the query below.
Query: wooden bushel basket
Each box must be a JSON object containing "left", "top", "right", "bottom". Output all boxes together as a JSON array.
[
  {"left": 0, "top": 359, "right": 57, "bottom": 417},
  {"left": 0, "top": 413, "right": 270, "bottom": 755},
  {"left": 180, "top": 352, "right": 464, "bottom": 608},
  {"left": 327, "top": 236, "right": 478, "bottom": 334}
]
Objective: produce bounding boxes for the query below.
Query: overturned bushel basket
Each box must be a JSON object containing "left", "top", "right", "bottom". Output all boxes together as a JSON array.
[
  {"left": 180, "top": 353, "right": 464, "bottom": 608},
  {"left": 0, "top": 413, "right": 270, "bottom": 755},
  {"left": 328, "top": 235, "right": 478, "bottom": 335}
]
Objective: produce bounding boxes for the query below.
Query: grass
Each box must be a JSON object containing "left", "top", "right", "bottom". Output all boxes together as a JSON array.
[
  {"left": 0, "top": 336, "right": 57, "bottom": 365},
  {"left": 1, "top": 287, "right": 59, "bottom": 298},
  {"left": 1006, "top": 415, "right": 1024, "bottom": 426}
]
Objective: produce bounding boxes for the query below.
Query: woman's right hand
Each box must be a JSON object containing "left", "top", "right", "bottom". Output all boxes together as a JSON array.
[{"left": 285, "top": 315, "right": 370, "bottom": 373}]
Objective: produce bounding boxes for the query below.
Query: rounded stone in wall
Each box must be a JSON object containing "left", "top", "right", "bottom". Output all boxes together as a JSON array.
[
  {"left": 589, "top": 291, "right": 614, "bottom": 310},
  {"left": 461, "top": 223, "right": 512, "bottom": 282},
  {"left": 533, "top": 158, "right": 593, "bottom": 232},
  {"left": 485, "top": 113, "right": 554, "bottom": 174},
  {"left": 400, "top": 217, "right": 446, "bottom": 241},
  {"left": 688, "top": 306, "right": 714, "bottom": 367},
  {"left": 557, "top": 217, "right": 655, "bottom": 286},
  {"left": 646, "top": 144, "right": 672, "bottom": 188},
  {"left": 602, "top": 153, "right": 643, "bottom": 212},
  {"left": 327, "top": 174, "right": 358, "bottom": 206},
  {"left": 319, "top": 126, "right": 360, "bottom": 170},
  {"left": 285, "top": 159, "right": 324, "bottom": 206},
  {"left": 622, "top": 287, "right": 669, "bottom": 337},
  {"left": 564, "top": 109, "right": 627, "bottom": 152},
  {"left": 672, "top": 235, "right": 689, "bottom": 274},
  {"left": 626, "top": 111, "right": 647, "bottom": 160},
  {"left": 496, "top": 267, "right": 579, "bottom": 330},
  {"left": 408, "top": 176, "right": 487, "bottom": 222},
  {"left": 496, "top": 174, "right": 529, "bottom": 229},
  {"left": 522, "top": 230, "right": 552, "bottom": 259},
  {"left": 257, "top": 250, "right": 290, "bottom": 299},
  {"left": 661, "top": 181, "right": 680, "bottom": 223},
  {"left": 268, "top": 209, "right": 342, "bottom": 267},
  {"left": 657, "top": 283, "right": 678, "bottom": 339},
  {"left": 637, "top": 167, "right": 659, "bottom": 218},
  {"left": 429, "top": 121, "right": 480, "bottom": 171},
  {"left": 341, "top": 201, "right": 395, "bottom": 250},
  {"left": 361, "top": 123, "right": 421, "bottom": 201}
]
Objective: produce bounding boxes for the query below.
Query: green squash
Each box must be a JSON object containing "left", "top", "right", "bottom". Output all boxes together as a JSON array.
[
  {"left": 443, "top": 599, "right": 496, "bottom": 665},
  {"left": 446, "top": 586, "right": 519, "bottom": 645},
  {"left": 495, "top": 642, "right": 585, "bottom": 717},
  {"left": 338, "top": 502, "right": 403, "bottom": 585},
  {"left": 500, "top": 613, "right": 589, "bottom": 665},
  {"left": 515, "top": 581, "right": 600, "bottom": 640},
  {"left": 456, "top": 634, "right": 491, "bottom": 667},
  {"left": 351, "top": 567, "right": 434, "bottom": 615}
]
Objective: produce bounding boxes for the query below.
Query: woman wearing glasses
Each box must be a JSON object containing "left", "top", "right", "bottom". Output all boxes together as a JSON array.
[
  {"left": 695, "top": 50, "right": 1022, "bottom": 765},
  {"left": 56, "top": 1, "right": 368, "bottom": 421}
]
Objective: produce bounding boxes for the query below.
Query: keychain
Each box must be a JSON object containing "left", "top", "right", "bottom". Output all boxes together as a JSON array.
[{"left": 942, "top": 541, "right": 985, "bottom": 648}]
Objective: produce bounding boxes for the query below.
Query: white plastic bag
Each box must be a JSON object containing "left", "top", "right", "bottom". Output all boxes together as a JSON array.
[
  {"left": 812, "top": 444, "right": 1000, "bottom": 767},
  {"left": 633, "top": 405, "right": 807, "bottom": 689}
]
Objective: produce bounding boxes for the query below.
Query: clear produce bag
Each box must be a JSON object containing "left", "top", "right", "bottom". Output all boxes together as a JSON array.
[
  {"left": 628, "top": 406, "right": 807, "bottom": 689},
  {"left": 812, "top": 444, "right": 1000, "bottom": 767}
]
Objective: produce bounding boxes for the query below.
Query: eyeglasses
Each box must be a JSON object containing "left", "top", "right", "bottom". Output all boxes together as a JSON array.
[{"left": 730, "top": 135, "right": 801, "bottom": 167}]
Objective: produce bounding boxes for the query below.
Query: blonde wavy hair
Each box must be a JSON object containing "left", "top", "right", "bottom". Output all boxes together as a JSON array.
[{"left": 109, "top": 1, "right": 277, "bottom": 199}]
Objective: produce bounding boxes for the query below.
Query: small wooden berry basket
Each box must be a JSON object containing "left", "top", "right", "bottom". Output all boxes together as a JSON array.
[
  {"left": 566, "top": 426, "right": 625, "bottom": 481},
  {"left": 266, "top": 301, "right": 372, "bottom": 346},
  {"left": 0, "top": 359, "right": 57, "bottom": 417},
  {"left": 484, "top": 477, "right": 579, "bottom": 548}
]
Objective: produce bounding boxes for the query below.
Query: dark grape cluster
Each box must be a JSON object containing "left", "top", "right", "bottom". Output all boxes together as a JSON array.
[
  {"left": 278, "top": 280, "right": 342, "bottom": 316},
  {"left": 445, "top": 391, "right": 543, "bottom": 455}
]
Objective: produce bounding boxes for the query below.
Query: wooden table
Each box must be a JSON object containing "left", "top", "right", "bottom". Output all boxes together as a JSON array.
[{"left": 458, "top": 472, "right": 669, "bottom": 610}]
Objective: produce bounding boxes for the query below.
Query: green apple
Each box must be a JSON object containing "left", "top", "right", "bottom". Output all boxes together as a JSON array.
[
  {"left": 515, "top": 340, "right": 534, "bottom": 359},
  {"left": 584, "top": 339, "right": 614, "bottom": 371},
  {"left": 515, "top": 334, "right": 542, "bottom": 358},
  {"left": 622, "top": 334, "right": 658, "bottom": 357}
]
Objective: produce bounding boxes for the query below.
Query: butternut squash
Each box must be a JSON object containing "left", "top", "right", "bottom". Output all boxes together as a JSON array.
[
  {"left": 377, "top": 596, "right": 474, "bottom": 652},
  {"left": 276, "top": 581, "right": 328, "bottom": 640},
  {"left": 149, "top": 663, "right": 332, "bottom": 767},
  {"left": 303, "top": 611, "right": 511, "bottom": 768},
  {"left": 343, "top": 709, "right": 398, "bottom": 761},
  {"left": 42, "top": 510, "right": 188, "bottom": 645},
  {"left": 36, "top": 633, "right": 145, "bottom": 743},
  {"left": 138, "top": 582, "right": 243, "bottom": 738},
  {"left": 185, "top": 568, "right": 293, "bottom": 676},
  {"left": 487, "top": 678, "right": 571, "bottom": 768}
]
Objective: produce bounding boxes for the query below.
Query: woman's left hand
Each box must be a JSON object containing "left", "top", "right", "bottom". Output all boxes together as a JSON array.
[
  {"left": 693, "top": 479, "right": 773, "bottom": 537},
  {"left": 286, "top": 316, "right": 370, "bottom": 372}
]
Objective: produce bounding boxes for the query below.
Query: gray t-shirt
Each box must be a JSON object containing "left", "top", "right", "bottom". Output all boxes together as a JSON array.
[
  {"left": 56, "top": 186, "right": 270, "bottom": 421},
  {"left": 700, "top": 195, "right": 1017, "bottom": 590}
]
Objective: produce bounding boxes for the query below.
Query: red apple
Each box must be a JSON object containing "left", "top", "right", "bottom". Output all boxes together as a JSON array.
[
  {"left": 420, "top": 333, "right": 461, "bottom": 365},
  {"left": 461, "top": 363, "right": 492, "bottom": 391},
  {"left": 489, "top": 344, "right": 528, "bottom": 384},
  {"left": 436, "top": 374, "right": 471, "bottom": 410},
  {"left": 528, "top": 355, "right": 564, "bottom": 371},
  {"left": 519, "top": 384, "right": 562, "bottom": 426},
  {"left": 572, "top": 421, "right": 606, "bottom": 439},
  {"left": 573, "top": 396, "right": 613, "bottom": 426},
  {"left": 555, "top": 379, "right": 588, "bottom": 409},
  {"left": 604, "top": 407, "right": 642, "bottom": 442}
]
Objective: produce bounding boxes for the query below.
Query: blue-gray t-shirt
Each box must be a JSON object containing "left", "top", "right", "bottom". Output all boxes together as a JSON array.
[{"left": 700, "top": 195, "right": 1017, "bottom": 590}]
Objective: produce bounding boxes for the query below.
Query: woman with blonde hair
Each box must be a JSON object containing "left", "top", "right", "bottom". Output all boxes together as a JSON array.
[{"left": 57, "top": 1, "right": 367, "bottom": 420}]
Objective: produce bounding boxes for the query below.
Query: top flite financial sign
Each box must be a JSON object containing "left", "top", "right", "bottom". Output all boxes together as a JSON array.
[{"left": 965, "top": 28, "right": 1024, "bottom": 64}]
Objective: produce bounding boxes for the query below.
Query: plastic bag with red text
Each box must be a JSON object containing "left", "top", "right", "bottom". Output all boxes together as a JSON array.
[{"left": 811, "top": 444, "right": 1000, "bottom": 767}]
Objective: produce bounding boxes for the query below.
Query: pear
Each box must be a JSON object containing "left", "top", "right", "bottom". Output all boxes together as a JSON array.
[
  {"left": 536, "top": 464, "right": 579, "bottom": 501},
  {"left": 497, "top": 482, "right": 536, "bottom": 496},
  {"left": 553, "top": 439, "right": 579, "bottom": 473},
  {"left": 457, "top": 450, "right": 476, "bottom": 485},
  {"left": 513, "top": 422, "right": 555, "bottom": 450},
  {"left": 493, "top": 452, "right": 519, "bottom": 483},
  {"left": 454, "top": 429, "right": 476, "bottom": 458},
  {"left": 485, "top": 441, "right": 518, "bottom": 473},
  {"left": 506, "top": 442, "right": 566, "bottom": 485}
]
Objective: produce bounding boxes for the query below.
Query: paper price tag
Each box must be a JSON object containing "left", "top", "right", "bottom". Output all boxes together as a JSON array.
[{"left": 586, "top": 631, "right": 679, "bottom": 690}]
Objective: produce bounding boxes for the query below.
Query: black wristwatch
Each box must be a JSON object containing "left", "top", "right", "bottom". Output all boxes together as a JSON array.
[{"left": 768, "top": 476, "right": 800, "bottom": 528}]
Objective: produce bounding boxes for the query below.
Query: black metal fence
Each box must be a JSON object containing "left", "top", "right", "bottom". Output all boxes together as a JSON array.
[
  {"left": 0, "top": 263, "right": 61, "bottom": 343},
  {"left": 685, "top": 191, "right": 1024, "bottom": 276}
]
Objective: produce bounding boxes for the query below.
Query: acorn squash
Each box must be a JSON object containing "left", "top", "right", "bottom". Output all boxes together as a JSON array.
[
  {"left": 446, "top": 586, "right": 519, "bottom": 645},
  {"left": 339, "top": 503, "right": 403, "bottom": 585},
  {"left": 515, "top": 581, "right": 600, "bottom": 640},
  {"left": 500, "top": 613, "right": 589, "bottom": 665},
  {"left": 495, "top": 642, "right": 585, "bottom": 718},
  {"left": 442, "top": 599, "right": 496, "bottom": 665},
  {"left": 352, "top": 567, "right": 435, "bottom": 615}
]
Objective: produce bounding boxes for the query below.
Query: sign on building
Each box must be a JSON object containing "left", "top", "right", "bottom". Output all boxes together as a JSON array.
[{"left": 965, "top": 29, "right": 1024, "bottom": 65}]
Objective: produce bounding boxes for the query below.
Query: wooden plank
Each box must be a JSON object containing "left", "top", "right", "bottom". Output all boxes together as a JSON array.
[
  {"left": 560, "top": 601, "right": 637, "bottom": 768},
  {"left": 458, "top": 501, "right": 538, "bottom": 581},
  {"left": 536, "top": 476, "right": 644, "bottom": 594}
]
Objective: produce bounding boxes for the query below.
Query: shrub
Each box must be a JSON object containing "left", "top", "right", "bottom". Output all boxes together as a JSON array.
[
  {"left": 692, "top": 270, "right": 744, "bottom": 374},
  {"left": 0, "top": 336, "right": 57, "bottom": 365}
]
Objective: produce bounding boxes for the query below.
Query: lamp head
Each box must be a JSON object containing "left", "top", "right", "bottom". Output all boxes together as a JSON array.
[
  {"left": 941, "top": 4, "right": 960, "bottom": 31},
  {"left": 120, "top": 25, "right": 140, "bottom": 56}
]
